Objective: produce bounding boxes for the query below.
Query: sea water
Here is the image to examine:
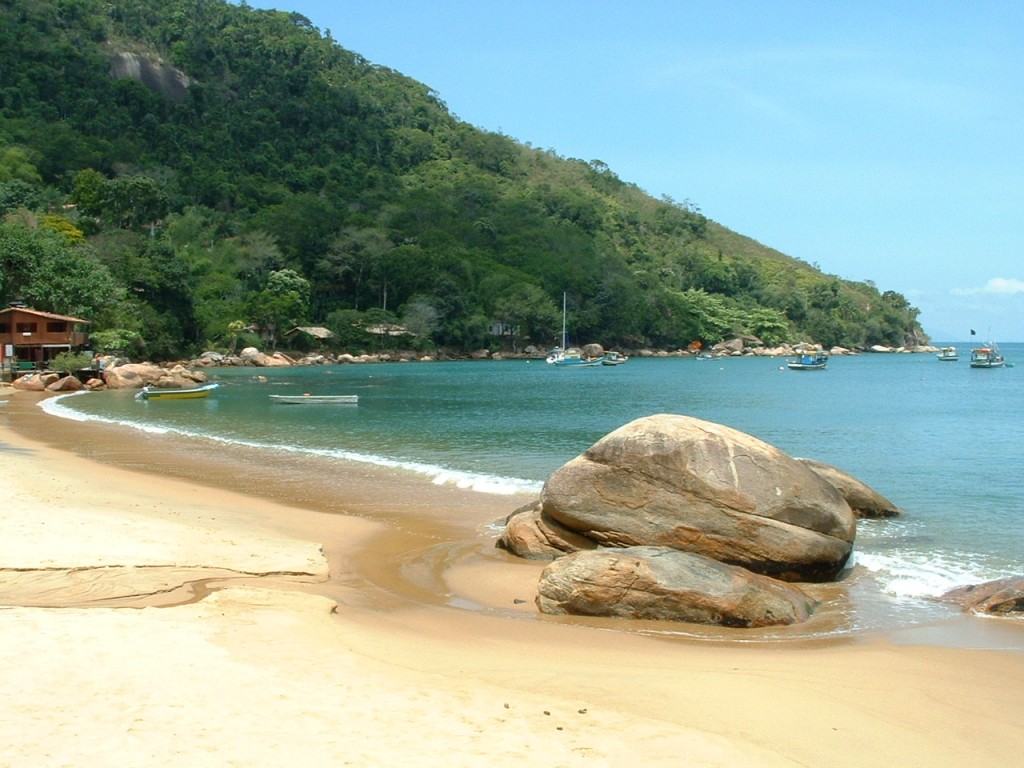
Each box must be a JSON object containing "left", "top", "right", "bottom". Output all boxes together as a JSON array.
[{"left": 42, "top": 344, "right": 1024, "bottom": 639}]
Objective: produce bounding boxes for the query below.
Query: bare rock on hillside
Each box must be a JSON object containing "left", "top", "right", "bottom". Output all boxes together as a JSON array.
[{"left": 109, "top": 52, "right": 192, "bottom": 103}]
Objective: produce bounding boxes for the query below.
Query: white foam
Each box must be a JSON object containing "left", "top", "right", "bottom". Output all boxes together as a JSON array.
[
  {"left": 38, "top": 393, "right": 542, "bottom": 497},
  {"left": 853, "top": 550, "right": 1005, "bottom": 598}
]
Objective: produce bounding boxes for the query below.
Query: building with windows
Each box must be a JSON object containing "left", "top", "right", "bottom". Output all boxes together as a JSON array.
[{"left": 0, "top": 305, "right": 90, "bottom": 375}]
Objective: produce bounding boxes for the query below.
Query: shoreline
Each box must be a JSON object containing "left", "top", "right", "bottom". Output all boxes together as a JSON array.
[{"left": 3, "top": 388, "right": 1024, "bottom": 766}]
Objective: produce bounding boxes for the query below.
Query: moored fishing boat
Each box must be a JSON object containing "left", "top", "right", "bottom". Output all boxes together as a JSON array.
[
  {"left": 969, "top": 345, "right": 1005, "bottom": 368},
  {"left": 786, "top": 353, "right": 828, "bottom": 371},
  {"left": 937, "top": 346, "right": 958, "bottom": 361},
  {"left": 269, "top": 394, "right": 358, "bottom": 404},
  {"left": 601, "top": 351, "right": 628, "bottom": 366},
  {"left": 136, "top": 382, "right": 220, "bottom": 400}
]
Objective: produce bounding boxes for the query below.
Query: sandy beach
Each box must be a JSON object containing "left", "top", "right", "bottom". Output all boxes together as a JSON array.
[{"left": 2, "top": 387, "right": 1023, "bottom": 767}]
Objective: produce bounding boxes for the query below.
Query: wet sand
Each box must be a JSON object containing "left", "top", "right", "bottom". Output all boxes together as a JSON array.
[{"left": 2, "top": 387, "right": 1024, "bottom": 767}]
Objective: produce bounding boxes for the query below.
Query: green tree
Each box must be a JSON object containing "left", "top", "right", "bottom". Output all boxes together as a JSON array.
[
  {"left": 90, "top": 328, "right": 143, "bottom": 356},
  {"left": 71, "top": 169, "right": 107, "bottom": 218},
  {"left": 0, "top": 146, "right": 42, "bottom": 184},
  {"left": 246, "top": 268, "right": 310, "bottom": 350},
  {"left": 400, "top": 297, "right": 440, "bottom": 346},
  {"left": 101, "top": 175, "right": 168, "bottom": 230},
  {"left": 0, "top": 219, "right": 123, "bottom": 321},
  {"left": 227, "top": 319, "right": 246, "bottom": 354},
  {"left": 492, "top": 284, "right": 559, "bottom": 352}
]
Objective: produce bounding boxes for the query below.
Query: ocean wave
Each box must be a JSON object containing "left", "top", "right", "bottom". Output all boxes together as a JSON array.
[
  {"left": 852, "top": 550, "right": 1007, "bottom": 599},
  {"left": 39, "top": 393, "right": 542, "bottom": 497}
]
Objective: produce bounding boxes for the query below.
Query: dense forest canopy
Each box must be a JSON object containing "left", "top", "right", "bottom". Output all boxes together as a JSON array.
[{"left": 0, "top": 0, "right": 925, "bottom": 359}]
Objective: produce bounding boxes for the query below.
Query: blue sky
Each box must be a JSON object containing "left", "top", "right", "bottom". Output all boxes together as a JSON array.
[{"left": 245, "top": 1, "right": 1024, "bottom": 341}]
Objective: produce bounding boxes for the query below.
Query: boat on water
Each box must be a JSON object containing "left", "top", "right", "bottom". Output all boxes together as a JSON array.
[
  {"left": 546, "top": 347, "right": 605, "bottom": 366},
  {"left": 601, "top": 351, "right": 628, "bottom": 366},
  {"left": 786, "top": 353, "right": 829, "bottom": 371},
  {"left": 269, "top": 394, "right": 358, "bottom": 404},
  {"left": 136, "top": 382, "right": 220, "bottom": 400},
  {"left": 937, "top": 346, "right": 958, "bottom": 361},
  {"left": 969, "top": 345, "right": 1005, "bottom": 369},
  {"left": 546, "top": 292, "right": 605, "bottom": 366}
]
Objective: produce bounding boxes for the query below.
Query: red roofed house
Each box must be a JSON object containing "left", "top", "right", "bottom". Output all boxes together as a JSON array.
[{"left": 0, "top": 304, "right": 90, "bottom": 375}]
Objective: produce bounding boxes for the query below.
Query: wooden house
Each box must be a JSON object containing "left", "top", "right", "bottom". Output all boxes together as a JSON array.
[{"left": 0, "top": 305, "right": 90, "bottom": 373}]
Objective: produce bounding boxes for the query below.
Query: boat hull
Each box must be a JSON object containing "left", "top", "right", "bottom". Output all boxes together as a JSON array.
[
  {"left": 787, "top": 354, "right": 828, "bottom": 371},
  {"left": 137, "top": 383, "right": 219, "bottom": 400},
  {"left": 546, "top": 348, "right": 605, "bottom": 366},
  {"left": 969, "top": 347, "right": 1005, "bottom": 368},
  {"left": 269, "top": 395, "right": 358, "bottom": 404}
]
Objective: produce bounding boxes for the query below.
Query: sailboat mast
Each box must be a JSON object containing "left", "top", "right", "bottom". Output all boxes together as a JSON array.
[{"left": 561, "top": 292, "right": 567, "bottom": 350}]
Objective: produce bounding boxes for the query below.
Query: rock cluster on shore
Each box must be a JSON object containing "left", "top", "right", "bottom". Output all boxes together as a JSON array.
[
  {"left": 8, "top": 336, "right": 948, "bottom": 392},
  {"left": 498, "top": 413, "right": 907, "bottom": 628}
]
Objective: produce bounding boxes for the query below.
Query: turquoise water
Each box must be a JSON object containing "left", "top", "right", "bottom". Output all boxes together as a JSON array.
[{"left": 45, "top": 344, "right": 1024, "bottom": 633}]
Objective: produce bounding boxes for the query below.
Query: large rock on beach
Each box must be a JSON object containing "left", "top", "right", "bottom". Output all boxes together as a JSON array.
[
  {"left": 536, "top": 546, "right": 817, "bottom": 627},
  {"left": 939, "top": 577, "right": 1024, "bottom": 617},
  {"left": 12, "top": 372, "right": 58, "bottom": 391},
  {"left": 239, "top": 347, "right": 292, "bottom": 367},
  {"left": 510, "top": 414, "right": 856, "bottom": 582},
  {"left": 101, "top": 362, "right": 165, "bottom": 389},
  {"left": 102, "top": 362, "right": 207, "bottom": 390},
  {"left": 45, "top": 375, "right": 85, "bottom": 392},
  {"left": 797, "top": 458, "right": 902, "bottom": 518}
]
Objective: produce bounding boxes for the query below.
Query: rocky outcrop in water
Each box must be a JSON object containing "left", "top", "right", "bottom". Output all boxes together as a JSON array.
[
  {"left": 500, "top": 414, "right": 857, "bottom": 583},
  {"left": 496, "top": 413, "right": 876, "bottom": 627},
  {"left": 939, "top": 577, "right": 1024, "bottom": 616}
]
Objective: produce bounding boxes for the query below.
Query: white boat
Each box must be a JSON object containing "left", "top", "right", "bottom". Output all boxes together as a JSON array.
[
  {"left": 786, "top": 353, "right": 828, "bottom": 371},
  {"left": 969, "top": 345, "right": 1005, "bottom": 369},
  {"left": 270, "top": 394, "right": 359, "bottom": 404},
  {"left": 602, "top": 351, "right": 628, "bottom": 366},
  {"left": 936, "top": 346, "right": 958, "bottom": 361},
  {"left": 546, "top": 292, "right": 605, "bottom": 366}
]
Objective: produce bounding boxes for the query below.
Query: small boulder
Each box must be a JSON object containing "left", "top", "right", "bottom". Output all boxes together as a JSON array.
[
  {"left": 797, "top": 458, "right": 901, "bottom": 518},
  {"left": 13, "top": 373, "right": 54, "bottom": 391},
  {"left": 536, "top": 546, "right": 817, "bottom": 627},
  {"left": 239, "top": 347, "right": 292, "bottom": 366},
  {"left": 45, "top": 375, "right": 84, "bottom": 392},
  {"left": 496, "top": 501, "right": 596, "bottom": 560},
  {"left": 939, "top": 577, "right": 1024, "bottom": 617}
]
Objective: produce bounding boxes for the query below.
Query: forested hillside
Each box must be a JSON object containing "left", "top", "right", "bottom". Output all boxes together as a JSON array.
[{"left": 0, "top": 0, "right": 925, "bottom": 359}]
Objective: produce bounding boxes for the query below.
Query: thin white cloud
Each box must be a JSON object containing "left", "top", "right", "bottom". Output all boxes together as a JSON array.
[{"left": 951, "top": 278, "right": 1024, "bottom": 296}]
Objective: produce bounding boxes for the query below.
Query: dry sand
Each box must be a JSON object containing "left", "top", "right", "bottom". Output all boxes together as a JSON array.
[{"left": 2, "top": 387, "right": 1023, "bottom": 767}]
